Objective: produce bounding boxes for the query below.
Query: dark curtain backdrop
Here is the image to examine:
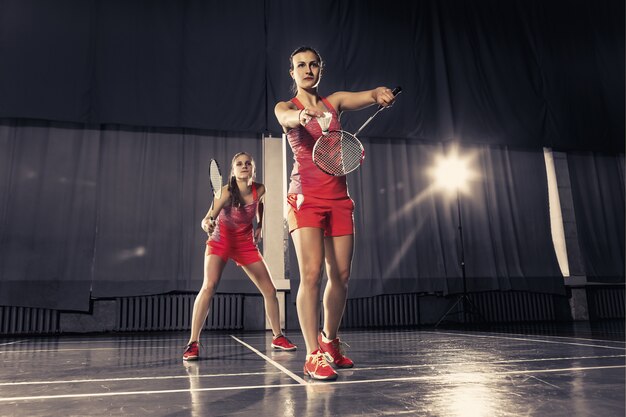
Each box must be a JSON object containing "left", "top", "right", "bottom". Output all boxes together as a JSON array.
[
  {"left": 0, "top": 119, "right": 262, "bottom": 310},
  {"left": 0, "top": 120, "right": 97, "bottom": 310},
  {"left": 347, "top": 141, "right": 565, "bottom": 297},
  {"left": 0, "top": 0, "right": 623, "bottom": 310},
  {"left": 567, "top": 152, "right": 625, "bottom": 283},
  {"left": 0, "top": 0, "right": 623, "bottom": 151}
]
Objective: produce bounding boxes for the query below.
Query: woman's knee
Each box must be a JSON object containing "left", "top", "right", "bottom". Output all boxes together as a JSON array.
[
  {"left": 259, "top": 284, "right": 277, "bottom": 300},
  {"left": 330, "top": 267, "right": 351, "bottom": 287},
  {"left": 199, "top": 281, "right": 218, "bottom": 297},
  {"left": 300, "top": 269, "right": 323, "bottom": 289}
]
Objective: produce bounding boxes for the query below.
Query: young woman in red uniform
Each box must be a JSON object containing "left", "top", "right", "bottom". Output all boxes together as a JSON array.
[
  {"left": 274, "top": 47, "right": 397, "bottom": 380},
  {"left": 183, "top": 152, "right": 296, "bottom": 360}
]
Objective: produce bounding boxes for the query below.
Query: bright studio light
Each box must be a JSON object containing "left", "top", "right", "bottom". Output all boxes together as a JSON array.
[{"left": 430, "top": 148, "right": 475, "bottom": 194}]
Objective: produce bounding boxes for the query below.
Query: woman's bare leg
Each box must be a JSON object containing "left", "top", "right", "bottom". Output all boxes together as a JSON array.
[
  {"left": 241, "top": 259, "right": 281, "bottom": 336},
  {"left": 187, "top": 249, "right": 227, "bottom": 344},
  {"left": 292, "top": 227, "right": 325, "bottom": 353},
  {"left": 322, "top": 234, "right": 354, "bottom": 340}
]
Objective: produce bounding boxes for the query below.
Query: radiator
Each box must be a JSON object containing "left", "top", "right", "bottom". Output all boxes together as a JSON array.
[
  {"left": 468, "top": 291, "right": 556, "bottom": 323},
  {"left": 587, "top": 287, "right": 625, "bottom": 319},
  {"left": 116, "top": 293, "right": 243, "bottom": 331},
  {"left": 341, "top": 291, "right": 557, "bottom": 327},
  {"left": 0, "top": 305, "right": 59, "bottom": 335},
  {"left": 342, "top": 293, "right": 420, "bottom": 328}
]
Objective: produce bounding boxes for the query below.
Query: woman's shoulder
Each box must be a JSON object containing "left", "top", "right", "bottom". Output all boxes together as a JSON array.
[
  {"left": 323, "top": 92, "right": 345, "bottom": 112},
  {"left": 275, "top": 99, "right": 298, "bottom": 111},
  {"left": 254, "top": 182, "right": 266, "bottom": 196},
  {"left": 219, "top": 184, "right": 231, "bottom": 198}
]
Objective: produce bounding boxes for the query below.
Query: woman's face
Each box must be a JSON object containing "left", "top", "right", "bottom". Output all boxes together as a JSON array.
[
  {"left": 232, "top": 154, "right": 254, "bottom": 181},
  {"left": 290, "top": 50, "right": 322, "bottom": 90}
]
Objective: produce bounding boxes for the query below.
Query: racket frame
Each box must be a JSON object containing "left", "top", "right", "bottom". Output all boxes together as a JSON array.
[
  {"left": 208, "top": 158, "right": 223, "bottom": 224},
  {"left": 209, "top": 159, "right": 223, "bottom": 200},
  {"left": 312, "top": 86, "right": 402, "bottom": 176}
]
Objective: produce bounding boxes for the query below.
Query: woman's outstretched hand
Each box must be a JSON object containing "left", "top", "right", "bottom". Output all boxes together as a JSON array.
[
  {"left": 373, "top": 87, "right": 397, "bottom": 108},
  {"left": 299, "top": 108, "right": 324, "bottom": 126}
]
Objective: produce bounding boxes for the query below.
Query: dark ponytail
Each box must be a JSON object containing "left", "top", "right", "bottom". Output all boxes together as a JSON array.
[{"left": 228, "top": 175, "right": 245, "bottom": 208}]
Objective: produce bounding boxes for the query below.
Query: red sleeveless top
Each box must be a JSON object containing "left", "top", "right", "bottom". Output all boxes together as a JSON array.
[
  {"left": 286, "top": 97, "right": 348, "bottom": 199},
  {"left": 210, "top": 183, "right": 259, "bottom": 243}
]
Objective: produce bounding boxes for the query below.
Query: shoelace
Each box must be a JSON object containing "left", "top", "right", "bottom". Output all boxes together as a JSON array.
[
  {"left": 184, "top": 341, "right": 200, "bottom": 352},
  {"left": 334, "top": 340, "right": 350, "bottom": 356},
  {"left": 313, "top": 353, "right": 330, "bottom": 368}
]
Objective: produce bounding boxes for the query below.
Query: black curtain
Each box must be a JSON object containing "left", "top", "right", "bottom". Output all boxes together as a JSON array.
[
  {"left": 344, "top": 141, "right": 565, "bottom": 297},
  {"left": 0, "top": 119, "right": 262, "bottom": 310},
  {"left": 0, "top": 0, "right": 622, "bottom": 151},
  {"left": 1, "top": 0, "right": 623, "bottom": 310},
  {"left": 0, "top": 120, "right": 97, "bottom": 311},
  {"left": 567, "top": 152, "right": 625, "bottom": 283},
  {"left": 91, "top": 126, "right": 264, "bottom": 297}
]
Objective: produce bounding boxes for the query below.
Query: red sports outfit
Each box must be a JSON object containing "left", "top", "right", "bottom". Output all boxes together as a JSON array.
[
  {"left": 286, "top": 97, "right": 354, "bottom": 236},
  {"left": 207, "top": 183, "right": 262, "bottom": 266}
]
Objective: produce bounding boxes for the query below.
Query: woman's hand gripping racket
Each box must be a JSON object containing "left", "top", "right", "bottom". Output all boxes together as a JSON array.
[
  {"left": 206, "top": 158, "right": 223, "bottom": 232},
  {"left": 312, "top": 86, "right": 402, "bottom": 176}
]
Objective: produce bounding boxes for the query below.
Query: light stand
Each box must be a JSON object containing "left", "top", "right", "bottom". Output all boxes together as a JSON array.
[{"left": 435, "top": 189, "right": 485, "bottom": 327}]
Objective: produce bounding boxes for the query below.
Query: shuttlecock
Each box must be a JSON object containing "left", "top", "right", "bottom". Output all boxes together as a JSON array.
[{"left": 317, "top": 112, "right": 332, "bottom": 134}]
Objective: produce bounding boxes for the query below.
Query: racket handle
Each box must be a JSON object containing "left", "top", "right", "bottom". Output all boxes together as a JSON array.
[{"left": 377, "top": 86, "right": 402, "bottom": 109}]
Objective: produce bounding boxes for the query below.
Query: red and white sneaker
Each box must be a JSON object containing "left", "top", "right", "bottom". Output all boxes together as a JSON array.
[
  {"left": 303, "top": 350, "right": 338, "bottom": 380},
  {"left": 318, "top": 332, "right": 354, "bottom": 368},
  {"left": 271, "top": 334, "right": 297, "bottom": 351},
  {"left": 182, "top": 341, "right": 199, "bottom": 361}
]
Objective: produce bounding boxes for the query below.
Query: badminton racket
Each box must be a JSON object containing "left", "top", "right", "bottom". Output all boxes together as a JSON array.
[
  {"left": 208, "top": 158, "right": 223, "bottom": 224},
  {"left": 312, "top": 86, "right": 402, "bottom": 176}
]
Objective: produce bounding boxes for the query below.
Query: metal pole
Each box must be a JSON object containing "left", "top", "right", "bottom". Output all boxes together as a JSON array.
[{"left": 456, "top": 190, "right": 467, "bottom": 323}]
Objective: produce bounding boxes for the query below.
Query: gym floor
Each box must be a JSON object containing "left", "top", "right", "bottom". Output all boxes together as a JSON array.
[{"left": 1, "top": 321, "right": 624, "bottom": 416}]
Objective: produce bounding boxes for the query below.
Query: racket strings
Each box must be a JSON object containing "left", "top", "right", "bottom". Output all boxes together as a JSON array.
[
  {"left": 209, "top": 160, "right": 223, "bottom": 199},
  {"left": 314, "top": 131, "right": 364, "bottom": 176}
]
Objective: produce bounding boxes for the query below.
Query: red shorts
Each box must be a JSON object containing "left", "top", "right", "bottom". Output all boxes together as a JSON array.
[
  {"left": 206, "top": 234, "right": 262, "bottom": 267},
  {"left": 287, "top": 193, "right": 354, "bottom": 237}
]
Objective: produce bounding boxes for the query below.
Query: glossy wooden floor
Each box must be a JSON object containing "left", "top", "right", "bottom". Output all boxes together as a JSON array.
[{"left": 1, "top": 321, "right": 624, "bottom": 416}]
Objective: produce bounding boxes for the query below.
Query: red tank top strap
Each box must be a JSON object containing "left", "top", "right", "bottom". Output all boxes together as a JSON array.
[
  {"left": 320, "top": 96, "right": 337, "bottom": 114},
  {"left": 290, "top": 96, "right": 336, "bottom": 114},
  {"left": 252, "top": 182, "right": 258, "bottom": 200},
  {"left": 291, "top": 97, "right": 305, "bottom": 110}
]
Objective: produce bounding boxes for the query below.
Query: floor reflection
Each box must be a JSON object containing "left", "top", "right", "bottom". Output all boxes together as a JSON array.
[
  {"left": 183, "top": 361, "right": 205, "bottom": 417},
  {"left": 0, "top": 323, "right": 623, "bottom": 416}
]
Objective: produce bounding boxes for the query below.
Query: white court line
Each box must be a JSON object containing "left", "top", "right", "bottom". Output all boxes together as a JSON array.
[
  {"left": 1, "top": 364, "right": 623, "bottom": 403},
  {"left": 0, "top": 346, "right": 180, "bottom": 354},
  {"left": 2, "top": 336, "right": 237, "bottom": 345},
  {"left": 0, "top": 371, "right": 282, "bottom": 386},
  {"left": 491, "top": 332, "right": 626, "bottom": 345},
  {"left": 0, "top": 383, "right": 301, "bottom": 402},
  {"left": 430, "top": 330, "right": 626, "bottom": 350},
  {"left": 485, "top": 330, "right": 626, "bottom": 345},
  {"left": 345, "top": 330, "right": 626, "bottom": 346},
  {"left": 0, "top": 339, "right": 231, "bottom": 347},
  {"left": 0, "top": 341, "right": 243, "bottom": 354},
  {"left": 319, "top": 364, "right": 626, "bottom": 387},
  {"left": 230, "top": 335, "right": 307, "bottom": 385},
  {"left": 352, "top": 354, "right": 626, "bottom": 371},
  {"left": 0, "top": 340, "right": 27, "bottom": 347},
  {"left": 0, "top": 340, "right": 278, "bottom": 354},
  {"left": 4, "top": 354, "right": 622, "bottom": 387}
]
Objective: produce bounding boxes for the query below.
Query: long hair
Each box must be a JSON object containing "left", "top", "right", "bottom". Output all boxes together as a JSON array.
[
  {"left": 289, "top": 46, "right": 323, "bottom": 95},
  {"left": 228, "top": 152, "right": 256, "bottom": 208}
]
